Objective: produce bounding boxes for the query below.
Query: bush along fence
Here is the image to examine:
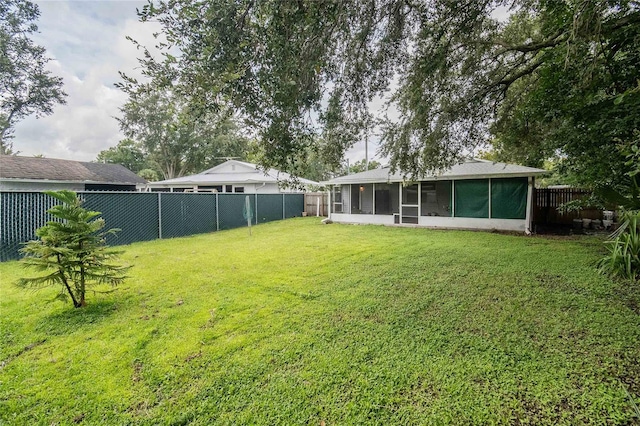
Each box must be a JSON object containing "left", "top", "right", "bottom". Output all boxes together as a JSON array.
[{"left": 0, "top": 191, "right": 305, "bottom": 262}]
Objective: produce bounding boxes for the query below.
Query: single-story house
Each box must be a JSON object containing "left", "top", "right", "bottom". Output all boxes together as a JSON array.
[
  {"left": 145, "top": 160, "right": 318, "bottom": 193},
  {"left": 322, "top": 159, "right": 547, "bottom": 233},
  {"left": 0, "top": 155, "right": 147, "bottom": 191}
]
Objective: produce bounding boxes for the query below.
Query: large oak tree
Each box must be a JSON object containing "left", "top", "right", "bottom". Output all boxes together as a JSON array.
[{"left": 125, "top": 0, "right": 639, "bottom": 190}]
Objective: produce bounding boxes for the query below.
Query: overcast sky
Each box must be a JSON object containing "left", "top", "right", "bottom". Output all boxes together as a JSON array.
[
  {"left": 13, "top": 1, "right": 158, "bottom": 161},
  {"left": 11, "top": 0, "right": 379, "bottom": 165}
]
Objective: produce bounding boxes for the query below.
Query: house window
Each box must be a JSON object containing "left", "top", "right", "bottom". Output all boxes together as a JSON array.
[
  {"left": 225, "top": 185, "right": 233, "bottom": 193},
  {"left": 234, "top": 187, "right": 245, "bottom": 193},
  {"left": 198, "top": 185, "right": 223, "bottom": 193},
  {"left": 421, "top": 181, "right": 452, "bottom": 217}
]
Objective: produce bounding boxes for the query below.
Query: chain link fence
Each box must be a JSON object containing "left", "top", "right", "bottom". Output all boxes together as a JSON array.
[{"left": 0, "top": 191, "right": 305, "bottom": 261}]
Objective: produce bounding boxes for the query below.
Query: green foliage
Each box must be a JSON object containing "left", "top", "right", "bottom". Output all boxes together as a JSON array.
[
  {"left": 0, "top": 0, "right": 66, "bottom": 154},
  {"left": 115, "top": 88, "right": 250, "bottom": 179},
  {"left": 123, "top": 0, "right": 639, "bottom": 186},
  {"left": 1, "top": 220, "right": 639, "bottom": 424},
  {"left": 490, "top": 5, "right": 640, "bottom": 188},
  {"left": 137, "top": 168, "right": 159, "bottom": 182},
  {"left": 95, "top": 138, "right": 152, "bottom": 174},
  {"left": 17, "top": 191, "right": 128, "bottom": 308},
  {"left": 348, "top": 159, "right": 383, "bottom": 174},
  {"left": 598, "top": 210, "right": 640, "bottom": 281}
]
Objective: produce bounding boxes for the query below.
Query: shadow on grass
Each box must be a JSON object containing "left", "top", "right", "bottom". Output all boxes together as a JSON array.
[{"left": 35, "top": 300, "right": 122, "bottom": 336}]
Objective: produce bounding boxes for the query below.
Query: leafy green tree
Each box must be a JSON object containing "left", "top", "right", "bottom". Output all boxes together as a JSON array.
[
  {"left": 137, "top": 168, "right": 159, "bottom": 182},
  {"left": 0, "top": 0, "right": 66, "bottom": 154},
  {"left": 117, "top": 88, "right": 249, "bottom": 179},
  {"left": 349, "top": 159, "right": 382, "bottom": 174},
  {"left": 126, "top": 0, "right": 639, "bottom": 189},
  {"left": 18, "top": 191, "right": 128, "bottom": 308},
  {"left": 96, "top": 139, "right": 150, "bottom": 174}
]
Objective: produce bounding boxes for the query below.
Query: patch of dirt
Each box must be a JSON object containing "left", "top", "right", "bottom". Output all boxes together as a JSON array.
[{"left": 132, "top": 360, "right": 143, "bottom": 383}]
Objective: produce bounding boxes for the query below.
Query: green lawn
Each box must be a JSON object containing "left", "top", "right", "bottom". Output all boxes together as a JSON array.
[{"left": 1, "top": 218, "right": 639, "bottom": 425}]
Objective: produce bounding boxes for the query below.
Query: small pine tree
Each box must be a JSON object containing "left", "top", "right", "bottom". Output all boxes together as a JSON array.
[{"left": 17, "top": 191, "right": 129, "bottom": 308}]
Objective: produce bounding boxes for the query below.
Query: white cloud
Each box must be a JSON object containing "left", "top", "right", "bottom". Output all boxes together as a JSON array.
[{"left": 11, "top": 0, "right": 160, "bottom": 161}]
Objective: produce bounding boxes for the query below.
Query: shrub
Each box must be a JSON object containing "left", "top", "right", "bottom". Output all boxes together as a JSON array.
[
  {"left": 17, "top": 191, "right": 129, "bottom": 308},
  {"left": 598, "top": 210, "right": 640, "bottom": 281}
]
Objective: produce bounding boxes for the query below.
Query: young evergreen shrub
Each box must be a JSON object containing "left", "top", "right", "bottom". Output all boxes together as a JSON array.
[{"left": 17, "top": 191, "right": 129, "bottom": 308}]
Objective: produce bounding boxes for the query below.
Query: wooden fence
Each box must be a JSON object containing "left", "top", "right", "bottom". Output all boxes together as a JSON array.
[
  {"left": 533, "top": 188, "right": 601, "bottom": 226},
  {"left": 304, "top": 192, "right": 328, "bottom": 217}
]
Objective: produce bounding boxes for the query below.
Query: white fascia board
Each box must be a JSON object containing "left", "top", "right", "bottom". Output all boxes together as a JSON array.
[{"left": 323, "top": 171, "right": 547, "bottom": 185}]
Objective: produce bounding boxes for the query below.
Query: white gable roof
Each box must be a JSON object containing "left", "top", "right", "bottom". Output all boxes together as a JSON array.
[
  {"left": 323, "top": 159, "right": 546, "bottom": 185},
  {"left": 147, "top": 160, "right": 318, "bottom": 186}
]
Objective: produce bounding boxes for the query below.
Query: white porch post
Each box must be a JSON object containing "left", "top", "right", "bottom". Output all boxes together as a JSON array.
[
  {"left": 451, "top": 180, "right": 456, "bottom": 217},
  {"left": 398, "top": 182, "right": 402, "bottom": 222},
  {"left": 372, "top": 183, "right": 376, "bottom": 215},
  {"left": 417, "top": 182, "right": 421, "bottom": 218},
  {"left": 525, "top": 176, "right": 534, "bottom": 234}
]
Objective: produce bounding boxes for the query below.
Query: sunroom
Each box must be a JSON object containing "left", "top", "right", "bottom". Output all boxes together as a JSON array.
[{"left": 323, "top": 159, "right": 546, "bottom": 233}]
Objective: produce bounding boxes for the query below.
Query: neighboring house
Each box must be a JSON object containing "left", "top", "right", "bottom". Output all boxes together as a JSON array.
[
  {"left": 145, "top": 160, "right": 318, "bottom": 193},
  {"left": 322, "top": 159, "right": 547, "bottom": 233},
  {"left": 0, "top": 155, "right": 147, "bottom": 191}
]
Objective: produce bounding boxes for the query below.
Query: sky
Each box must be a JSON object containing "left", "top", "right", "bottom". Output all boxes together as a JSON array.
[
  {"left": 12, "top": 1, "right": 511, "bottom": 166},
  {"left": 13, "top": 0, "right": 162, "bottom": 161}
]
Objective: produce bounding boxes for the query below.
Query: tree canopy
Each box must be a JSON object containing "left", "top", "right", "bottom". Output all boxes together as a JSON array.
[
  {"left": 0, "top": 0, "right": 66, "bottom": 154},
  {"left": 127, "top": 0, "right": 639, "bottom": 188},
  {"left": 116, "top": 88, "right": 250, "bottom": 180}
]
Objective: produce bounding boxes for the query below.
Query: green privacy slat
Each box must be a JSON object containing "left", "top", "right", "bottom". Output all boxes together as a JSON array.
[
  {"left": 1, "top": 191, "right": 303, "bottom": 261},
  {"left": 160, "top": 193, "right": 217, "bottom": 238},
  {"left": 454, "top": 179, "right": 489, "bottom": 218},
  {"left": 82, "top": 193, "right": 159, "bottom": 246},
  {"left": 284, "top": 194, "right": 304, "bottom": 218},
  {"left": 218, "top": 193, "right": 254, "bottom": 230},
  {"left": 491, "top": 178, "right": 528, "bottom": 219},
  {"left": 257, "top": 194, "right": 284, "bottom": 223},
  {"left": 0, "top": 192, "right": 58, "bottom": 261}
]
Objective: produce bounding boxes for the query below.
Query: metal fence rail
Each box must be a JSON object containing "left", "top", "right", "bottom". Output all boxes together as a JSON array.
[{"left": 0, "top": 191, "right": 305, "bottom": 261}]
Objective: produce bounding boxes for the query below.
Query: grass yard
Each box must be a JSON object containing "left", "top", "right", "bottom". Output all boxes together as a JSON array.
[{"left": 1, "top": 218, "right": 639, "bottom": 425}]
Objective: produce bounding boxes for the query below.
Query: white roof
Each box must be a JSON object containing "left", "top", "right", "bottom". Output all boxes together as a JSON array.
[
  {"left": 323, "top": 159, "right": 546, "bottom": 185},
  {"left": 147, "top": 160, "right": 318, "bottom": 187}
]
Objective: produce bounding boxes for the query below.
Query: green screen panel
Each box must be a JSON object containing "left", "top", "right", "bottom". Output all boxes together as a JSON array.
[
  {"left": 491, "top": 178, "right": 528, "bottom": 219},
  {"left": 218, "top": 194, "right": 253, "bottom": 230},
  {"left": 83, "top": 192, "right": 159, "bottom": 245},
  {"left": 284, "top": 194, "right": 304, "bottom": 218},
  {"left": 454, "top": 179, "right": 489, "bottom": 218},
  {"left": 257, "top": 194, "right": 283, "bottom": 223},
  {"left": 159, "top": 193, "right": 217, "bottom": 238}
]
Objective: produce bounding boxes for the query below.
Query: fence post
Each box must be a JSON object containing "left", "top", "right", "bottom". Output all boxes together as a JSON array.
[
  {"left": 215, "top": 193, "right": 219, "bottom": 231},
  {"left": 282, "top": 194, "right": 285, "bottom": 219},
  {"left": 158, "top": 192, "right": 163, "bottom": 239}
]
